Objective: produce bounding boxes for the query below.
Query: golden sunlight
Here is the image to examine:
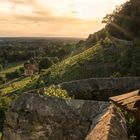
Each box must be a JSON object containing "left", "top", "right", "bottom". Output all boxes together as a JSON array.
[{"left": 0, "top": 0, "right": 128, "bottom": 37}]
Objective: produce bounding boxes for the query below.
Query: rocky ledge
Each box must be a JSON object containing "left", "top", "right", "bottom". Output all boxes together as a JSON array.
[{"left": 2, "top": 93, "right": 128, "bottom": 140}]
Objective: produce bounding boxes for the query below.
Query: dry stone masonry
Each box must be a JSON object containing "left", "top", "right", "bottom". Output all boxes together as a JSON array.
[
  {"left": 2, "top": 93, "right": 128, "bottom": 140},
  {"left": 59, "top": 77, "right": 140, "bottom": 100}
]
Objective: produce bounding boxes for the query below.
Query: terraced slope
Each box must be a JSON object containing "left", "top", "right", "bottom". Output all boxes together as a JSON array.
[
  {"left": 41, "top": 40, "right": 129, "bottom": 85},
  {"left": 0, "top": 62, "right": 23, "bottom": 77}
]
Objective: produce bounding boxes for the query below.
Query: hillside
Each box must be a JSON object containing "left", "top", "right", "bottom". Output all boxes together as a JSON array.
[
  {"left": 41, "top": 35, "right": 138, "bottom": 86},
  {"left": 0, "top": 0, "right": 139, "bottom": 107},
  {"left": 0, "top": 0, "right": 139, "bottom": 93}
]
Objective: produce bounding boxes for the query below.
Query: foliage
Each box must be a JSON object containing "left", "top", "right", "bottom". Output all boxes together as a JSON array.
[
  {"left": 103, "top": 0, "right": 140, "bottom": 40},
  {"left": 0, "top": 65, "right": 3, "bottom": 71},
  {"left": 0, "top": 62, "right": 22, "bottom": 74},
  {"left": 0, "top": 76, "right": 39, "bottom": 96},
  {"left": 0, "top": 105, "right": 5, "bottom": 132},
  {"left": 51, "top": 56, "right": 59, "bottom": 63},
  {"left": 44, "top": 85, "right": 71, "bottom": 99},
  {"left": 99, "top": 37, "right": 113, "bottom": 48},
  {"left": 40, "top": 41, "right": 125, "bottom": 85},
  {"left": 39, "top": 57, "right": 54, "bottom": 70},
  {"left": 111, "top": 72, "right": 122, "bottom": 78},
  {"left": 75, "top": 28, "right": 107, "bottom": 55},
  {"left": 0, "top": 77, "right": 5, "bottom": 85},
  {"left": 5, "top": 69, "right": 21, "bottom": 80},
  {"left": 35, "top": 79, "right": 45, "bottom": 89},
  {"left": 118, "top": 43, "right": 140, "bottom": 76},
  {"left": 0, "top": 38, "right": 78, "bottom": 65},
  {"left": 0, "top": 97, "right": 12, "bottom": 132},
  {"left": 123, "top": 111, "right": 140, "bottom": 140}
]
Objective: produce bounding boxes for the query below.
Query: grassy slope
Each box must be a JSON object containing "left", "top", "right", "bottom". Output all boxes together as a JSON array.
[
  {"left": 0, "top": 37, "right": 138, "bottom": 104},
  {"left": 0, "top": 76, "right": 38, "bottom": 96},
  {"left": 0, "top": 62, "right": 39, "bottom": 108},
  {"left": 0, "top": 44, "right": 100, "bottom": 101},
  {"left": 0, "top": 37, "right": 137, "bottom": 97},
  {"left": 0, "top": 62, "right": 23, "bottom": 77},
  {"left": 41, "top": 41, "right": 125, "bottom": 85},
  {"left": 0, "top": 75, "right": 39, "bottom": 114}
]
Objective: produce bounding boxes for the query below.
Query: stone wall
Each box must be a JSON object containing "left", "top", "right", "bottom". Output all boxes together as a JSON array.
[
  {"left": 59, "top": 77, "right": 140, "bottom": 101},
  {"left": 86, "top": 106, "right": 128, "bottom": 140},
  {"left": 2, "top": 93, "right": 109, "bottom": 140},
  {"left": 2, "top": 93, "right": 128, "bottom": 140}
]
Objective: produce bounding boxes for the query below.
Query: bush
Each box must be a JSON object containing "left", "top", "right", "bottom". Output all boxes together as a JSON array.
[
  {"left": 0, "top": 64, "right": 3, "bottom": 71},
  {"left": 111, "top": 72, "right": 122, "bottom": 78},
  {"left": 19, "top": 67, "right": 25, "bottom": 73},
  {"left": 123, "top": 111, "right": 140, "bottom": 140},
  {"left": 44, "top": 85, "right": 71, "bottom": 99},
  {"left": 0, "top": 77, "right": 6, "bottom": 85},
  {"left": 0, "top": 106, "right": 5, "bottom": 132},
  {"left": 0, "top": 97, "right": 11, "bottom": 132},
  {"left": 52, "top": 57, "right": 59, "bottom": 63},
  {"left": 39, "top": 58, "right": 53, "bottom": 70},
  {"left": 36, "top": 79, "right": 45, "bottom": 88},
  {"left": 6, "top": 69, "right": 21, "bottom": 80}
]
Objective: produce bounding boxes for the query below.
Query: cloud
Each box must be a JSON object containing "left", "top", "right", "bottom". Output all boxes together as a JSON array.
[
  {"left": 0, "top": 0, "right": 127, "bottom": 37},
  {"left": 9, "top": 0, "right": 36, "bottom": 6},
  {"left": 0, "top": 11, "right": 103, "bottom": 37}
]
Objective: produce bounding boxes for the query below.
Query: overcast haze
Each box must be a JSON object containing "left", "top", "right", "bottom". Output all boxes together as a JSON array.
[{"left": 0, "top": 0, "right": 127, "bottom": 37}]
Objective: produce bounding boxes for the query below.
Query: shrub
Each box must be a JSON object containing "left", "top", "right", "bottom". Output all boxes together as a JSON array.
[
  {"left": 6, "top": 69, "right": 21, "bottom": 80},
  {"left": 122, "top": 110, "right": 140, "bottom": 140},
  {"left": 19, "top": 67, "right": 25, "bottom": 73},
  {"left": 44, "top": 85, "right": 71, "bottom": 99},
  {"left": 111, "top": 72, "right": 122, "bottom": 78},
  {"left": 52, "top": 57, "right": 59, "bottom": 63},
  {"left": 39, "top": 58, "right": 53, "bottom": 70},
  {"left": 0, "top": 97, "right": 11, "bottom": 132},
  {"left": 0, "top": 64, "right": 3, "bottom": 71},
  {"left": 0, "top": 77, "right": 5, "bottom": 85}
]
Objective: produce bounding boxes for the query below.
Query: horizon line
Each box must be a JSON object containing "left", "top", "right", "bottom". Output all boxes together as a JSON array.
[{"left": 0, "top": 36, "right": 85, "bottom": 39}]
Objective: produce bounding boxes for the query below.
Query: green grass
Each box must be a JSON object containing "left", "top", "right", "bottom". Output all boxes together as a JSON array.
[
  {"left": 42, "top": 44, "right": 100, "bottom": 83},
  {"left": 0, "top": 62, "right": 23, "bottom": 77},
  {"left": 41, "top": 42, "right": 120, "bottom": 84},
  {"left": 0, "top": 75, "right": 39, "bottom": 97},
  {"left": 1, "top": 77, "right": 31, "bottom": 95}
]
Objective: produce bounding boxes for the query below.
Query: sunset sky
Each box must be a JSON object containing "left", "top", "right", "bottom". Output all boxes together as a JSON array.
[{"left": 0, "top": 0, "right": 127, "bottom": 38}]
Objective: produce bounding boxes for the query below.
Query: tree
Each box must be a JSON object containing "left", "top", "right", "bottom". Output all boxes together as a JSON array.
[
  {"left": 39, "top": 58, "right": 53, "bottom": 70},
  {"left": 6, "top": 69, "right": 21, "bottom": 80},
  {"left": 102, "top": 0, "right": 140, "bottom": 39},
  {"left": 0, "top": 64, "right": 3, "bottom": 71},
  {"left": 0, "top": 76, "right": 5, "bottom": 84}
]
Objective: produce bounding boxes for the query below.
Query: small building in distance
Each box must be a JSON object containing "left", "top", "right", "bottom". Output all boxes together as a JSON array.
[{"left": 24, "top": 61, "right": 38, "bottom": 76}]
